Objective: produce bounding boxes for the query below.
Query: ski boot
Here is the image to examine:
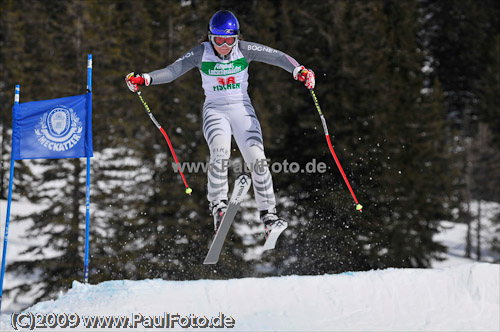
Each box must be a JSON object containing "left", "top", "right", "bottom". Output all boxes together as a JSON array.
[
  {"left": 210, "top": 200, "right": 228, "bottom": 233},
  {"left": 260, "top": 209, "right": 288, "bottom": 240}
]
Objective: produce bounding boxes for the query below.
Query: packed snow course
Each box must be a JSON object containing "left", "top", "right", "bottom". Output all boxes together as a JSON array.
[{"left": 0, "top": 263, "right": 498, "bottom": 331}]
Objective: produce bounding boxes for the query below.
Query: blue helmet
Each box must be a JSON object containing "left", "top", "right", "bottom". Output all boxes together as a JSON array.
[{"left": 209, "top": 10, "right": 240, "bottom": 36}]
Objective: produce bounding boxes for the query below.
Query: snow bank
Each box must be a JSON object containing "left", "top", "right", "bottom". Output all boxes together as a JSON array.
[{"left": 1, "top": 263, "right": 498, "bottom": 331}]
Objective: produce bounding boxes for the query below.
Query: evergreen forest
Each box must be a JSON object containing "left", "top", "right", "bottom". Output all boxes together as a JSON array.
[{"left": 0, "top": 0, "right": 498, "bottom": 308}]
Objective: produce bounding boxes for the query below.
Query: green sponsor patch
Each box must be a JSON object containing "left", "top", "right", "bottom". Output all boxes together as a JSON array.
[{"left": 201, "top": 58, "right": 248, "bottom": 76}]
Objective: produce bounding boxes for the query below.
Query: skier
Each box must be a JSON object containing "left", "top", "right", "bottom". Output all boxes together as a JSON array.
[{"left": 126, "top": 10, "right": 315, "bottom": 239}]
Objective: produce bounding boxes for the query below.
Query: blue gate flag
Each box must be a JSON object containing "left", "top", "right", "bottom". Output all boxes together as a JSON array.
[{"left": 12, "top": 93, "right": 93, "bottom": 160}]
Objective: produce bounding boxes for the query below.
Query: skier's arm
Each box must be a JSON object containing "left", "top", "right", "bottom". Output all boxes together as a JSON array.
[
  {"left": 239, "top": 41, "right": 299, "bottom": 73},
  {"left": 147, "top": 44, "right": 204, "bottom": 84},
  {"left": 239, "top": 41, "right": 315, "bottom": 89}
]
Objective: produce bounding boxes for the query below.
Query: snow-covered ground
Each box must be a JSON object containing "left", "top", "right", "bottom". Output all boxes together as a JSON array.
[
  {"left": 0, "top": 263, "right": 498, "bottom": 331},
  {"left": 1, "top": 199, "right": 499, "bottom": 331},
  {"left": 433, "top": 200, "right": 500, "bottom": 267}
]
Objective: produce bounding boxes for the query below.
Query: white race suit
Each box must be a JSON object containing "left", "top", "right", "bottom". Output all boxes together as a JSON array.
[{"left": 147, "top": 40, "right": 299, "bottom": 212}]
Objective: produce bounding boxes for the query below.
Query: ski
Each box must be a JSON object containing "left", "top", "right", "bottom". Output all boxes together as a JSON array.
[
  {"left": 203, "top": 174, "right": 251, "bottom": 265},
  {"left": 262, "top": 220, "right": 288, "bottom": 251}
]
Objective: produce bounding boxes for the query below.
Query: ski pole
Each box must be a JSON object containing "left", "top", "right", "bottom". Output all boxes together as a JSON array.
[
  {"left": 136, "top": 90, "right": 192, "bottom": 195},
  {"left": 308, "top": 89, "right": 362, "bottom": 212}
]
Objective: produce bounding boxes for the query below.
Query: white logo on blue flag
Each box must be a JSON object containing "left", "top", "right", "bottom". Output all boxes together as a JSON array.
[
  {"left": 35, "top": 106, "right": 83, "bottom": 152},
  {"left": 12, "top": 93, "right": 92, "bottom": 160}
]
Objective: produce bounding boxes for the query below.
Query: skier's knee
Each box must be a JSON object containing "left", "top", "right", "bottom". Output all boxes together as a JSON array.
[{"left": 210, "top": 146, "right": 230, "bottom": 162}]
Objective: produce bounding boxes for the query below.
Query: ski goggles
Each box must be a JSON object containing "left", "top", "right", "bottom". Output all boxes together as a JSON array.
[{"left": 209, "top": 34, "right": 238, "bottom": 47}]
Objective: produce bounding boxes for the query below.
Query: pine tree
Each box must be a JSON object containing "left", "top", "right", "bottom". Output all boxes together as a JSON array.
[
  {"left": 4, "top": 0, "right": 91, "bottom": 303},
  {"left": 478, "top": 34, "right": 500, "bottom": 147},
  {"left": 421, "top": 0, "right": 500, "bottom": 259},
  {"left": 477, "top": 33, "right": 500, "bottom": 261},
  {"left": 0, "top": 0, "right": 34, "bottom": 202},
  {"left": 270, "top": 0, "right": 456, "bottom": 273}
]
